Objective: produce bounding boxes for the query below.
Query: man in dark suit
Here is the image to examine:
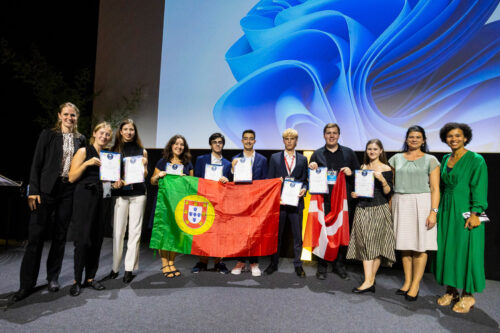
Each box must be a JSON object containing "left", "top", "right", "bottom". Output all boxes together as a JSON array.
[
  {"left": 230, "top": 129, "right": 268, "bottom": 276},
  {"left": 265, "top": 128, "right": 307, "bottom": 277},
  {"left": 191, "top": 133, "right": 232, "bottom": 274},
  {"left": 309, "top": 123, "right": 360, "bottom": 280}
]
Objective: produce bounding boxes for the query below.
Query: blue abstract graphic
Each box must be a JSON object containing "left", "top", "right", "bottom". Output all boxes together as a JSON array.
[{"left": 213, "top": 0, "right": 500, "bottom": 151}]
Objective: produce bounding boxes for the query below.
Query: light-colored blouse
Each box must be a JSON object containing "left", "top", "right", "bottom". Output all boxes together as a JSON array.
[{"left": 389, "top": 153, "right": 439, "bottom": 194}]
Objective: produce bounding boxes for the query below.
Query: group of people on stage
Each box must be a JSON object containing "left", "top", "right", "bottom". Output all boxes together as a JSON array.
[{"left": 10, "top": 102, "right": 488, "bottom": 314}]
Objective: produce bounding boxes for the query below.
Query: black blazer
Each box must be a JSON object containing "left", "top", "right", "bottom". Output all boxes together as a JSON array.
[
  {"left": 268, "top": 151, "right": 308, "bottom": 207},
  {"left": 29, "top": 129, "right": 86, "bottom": 195}
]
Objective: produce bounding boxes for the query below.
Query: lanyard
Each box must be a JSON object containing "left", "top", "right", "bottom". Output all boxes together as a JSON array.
[{"left": 284, "top": 154, "right": 295, "bottom": 175}]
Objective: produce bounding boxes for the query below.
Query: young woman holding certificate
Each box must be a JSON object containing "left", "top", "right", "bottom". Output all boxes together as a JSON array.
[
  {"left": 68, "top": 122, "right": 113, "bottom": 296},
  {"left": 10, "top": 102, "right": 86, "bottom": 303},
  {"left": 347, "top": 139, "right": 395, "bottom": 294},
  {"left": 433, "top": 123, "right": 488, "bottom": 313},
  {"left": 150, "top": 135, "right": 193, "bottom": 278},
  {"left": 100, "top": 119, "right": 148, "bottom": 284},
  {"left": 389, "top": 126, "right": 440, "bottom": 301}
]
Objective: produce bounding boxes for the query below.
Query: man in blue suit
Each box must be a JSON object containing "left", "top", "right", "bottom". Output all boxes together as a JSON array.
[
  {"left": 191, "top": 133, "right": 232, "bottom": 274},
  {"left": 264, "top": 128, "right": 307, "bottom": 277},
  {"left": 230, "top": 129, "right": 268, "bottom": 276}
]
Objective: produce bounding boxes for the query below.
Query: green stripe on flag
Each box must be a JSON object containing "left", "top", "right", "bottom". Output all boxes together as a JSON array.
[{"left": 149, "top": 175, "right": 199, "bottom": 253}]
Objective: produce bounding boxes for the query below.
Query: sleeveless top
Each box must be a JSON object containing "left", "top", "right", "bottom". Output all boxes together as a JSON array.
[
  {"left": 77, "top": 145, "right": 101, "bottom": 192},
  {"left": 112, "top": 142, "right": 146, "bottom": 196}
]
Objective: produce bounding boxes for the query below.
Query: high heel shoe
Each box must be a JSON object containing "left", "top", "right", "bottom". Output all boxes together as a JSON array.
[
  {"left": 352, "top": 285, "right": 375, "bottom": 294},
  {"left": 405, "top": 291, "right": 419, "bottom": 301},
  {"left": 395, "top": 289, "right": 408, "bottom": 296}
]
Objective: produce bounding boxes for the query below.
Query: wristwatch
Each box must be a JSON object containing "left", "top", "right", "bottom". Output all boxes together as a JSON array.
[{"left": 432, "top": 208, "right": 439, "bottom": 213}]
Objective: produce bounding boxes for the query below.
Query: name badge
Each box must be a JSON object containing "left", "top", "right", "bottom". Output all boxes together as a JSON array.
[
  {"left": 285, "top": 177, "right": 295, "bottom": 182},
  {"left": 327, "top": 170, "right": 337, "bottom": 185}
]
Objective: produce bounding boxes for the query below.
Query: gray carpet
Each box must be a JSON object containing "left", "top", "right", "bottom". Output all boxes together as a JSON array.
[{"left": 0, "top": 239, "right": 499, "bottom": 332}]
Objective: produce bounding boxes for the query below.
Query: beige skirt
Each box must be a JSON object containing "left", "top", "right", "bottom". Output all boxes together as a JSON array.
[{"left": 392, "top": 193, "right": 437, "bottom": 252}]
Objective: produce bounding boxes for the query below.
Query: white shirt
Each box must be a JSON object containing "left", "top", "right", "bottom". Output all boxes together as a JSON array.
[
  {"left": 284, "top": 151, "right": 296, "bottom": 175},
  {"left": 211, "top": 153, "right": 222, "bottom": 165}
]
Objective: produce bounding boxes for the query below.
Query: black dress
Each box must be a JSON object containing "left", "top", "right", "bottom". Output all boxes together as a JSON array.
[{"left": 72, "top": 145, "right": 105, "bottom": 283}]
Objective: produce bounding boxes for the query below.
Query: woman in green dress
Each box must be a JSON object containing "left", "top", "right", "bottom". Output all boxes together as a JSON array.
[{"left": 434, "top": 123, "right": 488, "bottom": 314}]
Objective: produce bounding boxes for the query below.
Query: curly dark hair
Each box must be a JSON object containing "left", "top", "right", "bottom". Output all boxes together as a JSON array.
[
  {"left": 402, "top": 125, "right": 429, "bottom": 152},
  {"left": 439, "top": 122, "right": 472, "bottom": 146},
  {"left": 162, "top": 135, "right": 191, "bottom": 164}
]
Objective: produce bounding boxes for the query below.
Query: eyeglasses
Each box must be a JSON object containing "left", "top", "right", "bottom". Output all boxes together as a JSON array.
[{"left": 211, "top": 140, "right": 224, "bottom": 145}]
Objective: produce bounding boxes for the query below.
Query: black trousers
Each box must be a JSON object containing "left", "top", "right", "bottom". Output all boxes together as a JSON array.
[
  {"left": 271, "top": 205, "right": 303, "bottom": 268},
  {"left": 19, "top": 178, "right": 74, "bottom": 289},
  {"left": 72, "top": 182, "right": 105, "bottom": 284},
  {"left": 316, "top": 198, "right": 355, "bottom": 273}
]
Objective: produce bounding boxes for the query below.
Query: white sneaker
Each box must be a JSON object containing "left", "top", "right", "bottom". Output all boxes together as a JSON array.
[
  {"left": 250, "top": 264, "right": 261, "bottom": 277},
  {"left": 231, "top": 262, "right": 246, "bottom": 275}
]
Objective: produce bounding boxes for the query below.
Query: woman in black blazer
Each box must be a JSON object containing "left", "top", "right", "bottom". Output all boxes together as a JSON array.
[{"left": 10, "top": 102, "right": 86, "bottom": 303}]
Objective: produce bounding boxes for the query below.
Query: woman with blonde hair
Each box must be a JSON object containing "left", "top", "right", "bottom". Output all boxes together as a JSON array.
[
  {"left": 68, "top": 121, "right": 113, "bottom": 296},
  {"left": 10, "top": 102, "right": 86, "bottom": 303}
]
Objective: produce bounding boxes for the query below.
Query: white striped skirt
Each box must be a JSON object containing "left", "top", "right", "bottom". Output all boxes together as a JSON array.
[{"left": 392, "top": 192, "right": 437, "bottom": 252}]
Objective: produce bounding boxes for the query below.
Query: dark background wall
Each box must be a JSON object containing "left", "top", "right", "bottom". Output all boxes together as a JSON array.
[{"left": 0, "top": 1, "right": 498, "bottom": 281}]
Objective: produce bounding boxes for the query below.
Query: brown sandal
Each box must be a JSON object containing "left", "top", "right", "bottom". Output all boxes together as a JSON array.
[
  {"left": 452, "top": 296, "right": 475, "bottom": 313},
  {"left": 161, "top": 265, "right": 175, "bottom": 279},
  {"left": 437, "top": 292, "right": 459, "bottom": 306}
]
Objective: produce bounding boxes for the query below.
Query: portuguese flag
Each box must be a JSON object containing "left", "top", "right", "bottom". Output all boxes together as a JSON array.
[{"left": 150, "top": 175, "right": 281, "bottom": 257}]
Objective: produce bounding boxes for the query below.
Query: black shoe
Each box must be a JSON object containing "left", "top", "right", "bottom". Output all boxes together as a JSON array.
[
  {"left": 316, "top": 271, "right": 327, "bottom": 280},
  {"left": 48, "top": 280, "right": 60, "bottom": 292},
  {"left": 333, "top": 266, "right": 349, "bottom": 280},
  {"left": 69, "top": 283, "right": 81, "bottom": 297},
  {"left": 395, "top": 289, "right": 408, "bottom": 296},
  {"left": 9, "top": 288, "right": 32, "bottom": 303},
  {"left": 191, "top": 262, "right": 208, "bottom": 274},
  {"left": 264, "top": 264, "right": 278, "bottom": 275},
  {"left": 83, "top": 280, "right": 106, "bottom": 291},
  {"left": 352, "top": 285, "right": 375, "bottom": 294},
  {"left": 100, "top": 270, "right": 119, "bottom": 282},
  {"left": 295, "top": 266, "right": 306, "bottom": 278},
  {"left": 214, "top": 262, "right": 230, "bottom": 274},
  {"left": 123, "top": 271, "right": 135, "bottom": 283},
  {"left": 405, "top": 292, "right": 419, "bottom": 302}
]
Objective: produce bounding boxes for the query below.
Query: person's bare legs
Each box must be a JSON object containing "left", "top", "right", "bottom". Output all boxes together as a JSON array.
[
  {"left": 400, "top": 250, "right": 413, "bottom": 292},
  {"left": 407, "top": 251, "right": 427, "bottom": 297}
]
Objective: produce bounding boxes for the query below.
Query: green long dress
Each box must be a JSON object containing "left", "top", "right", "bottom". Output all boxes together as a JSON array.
[{"left": 433, "top": 151, "right": 488, "bottom": 293}]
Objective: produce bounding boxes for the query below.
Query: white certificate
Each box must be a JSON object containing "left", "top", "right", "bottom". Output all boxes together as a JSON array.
[
  {"left": 205, "top": 164, "right": 223, "bottom": 181},
  {"left": 281, "top": 180, "right": 303, "bottom": 207},
  {"left": 123, "top": 155, "right": 145, "bottom": 184},
  {"left": 355, "top": 170, "right": 375, "bottom": 198},
  {"left": 308, "top": 167, "right": 328, "bottom": 194},
  {"left": 233, "top": 157, "right": 252, "bottom": 182},
  {"left": 166, "top": 163, "right": 184, "bottom": 175},
  {"left": 99, "top": 151, "right": 121, "bottom": 181}
]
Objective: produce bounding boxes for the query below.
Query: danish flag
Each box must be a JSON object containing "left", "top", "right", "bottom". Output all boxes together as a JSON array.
[{"left": 303, "top": 171, "right": 350, "bottom": 261}]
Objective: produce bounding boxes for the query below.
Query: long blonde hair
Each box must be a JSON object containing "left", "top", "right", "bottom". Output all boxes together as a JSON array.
[
  {"left": 89, "top": 121, "right": 112, "bottom": 145},
  {"left": 53, "top": 102, "right": 81, "bottom": 136}
]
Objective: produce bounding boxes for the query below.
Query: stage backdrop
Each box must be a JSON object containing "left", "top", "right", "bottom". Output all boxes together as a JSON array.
[{"left": 156, "top": 0, "right": 500, "bottom": 151}]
